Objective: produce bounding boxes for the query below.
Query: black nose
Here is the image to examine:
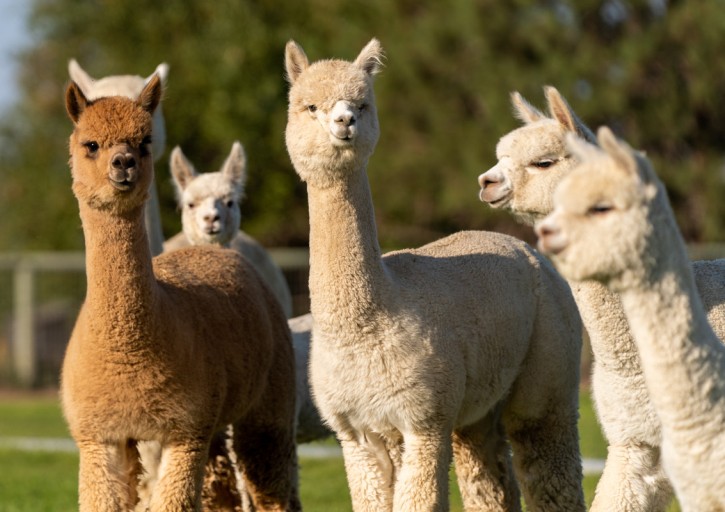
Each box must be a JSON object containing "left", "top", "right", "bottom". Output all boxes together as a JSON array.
[{"left": 111, "top": 153, "right": 136, "bottom": 171}]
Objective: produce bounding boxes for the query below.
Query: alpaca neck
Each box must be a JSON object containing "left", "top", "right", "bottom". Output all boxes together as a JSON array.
[
  {"left": 618, "top": 248, "right": 725, "bottom": 437},
  {"left": 79, "top": 201, "right": 159, "bottom": 352},
  {"left": 305, "top": 165, "right": 387, "bottom": 336}
]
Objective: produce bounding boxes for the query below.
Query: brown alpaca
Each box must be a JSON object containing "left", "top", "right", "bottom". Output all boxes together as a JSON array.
[{"left": 60, "top": 76, "right": 300, "bottom": 512}]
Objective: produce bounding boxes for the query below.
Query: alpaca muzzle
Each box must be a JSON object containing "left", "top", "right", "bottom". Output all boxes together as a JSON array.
[
  {"left": 109, "top": 152, "right": 138, "bottom": 190},
  {"left": 478, "top": 167, "right": 511, "bottom": 207}
]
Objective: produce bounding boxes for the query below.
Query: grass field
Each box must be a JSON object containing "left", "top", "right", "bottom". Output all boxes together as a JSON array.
[{"left": 0, "top": 390, "right": 680, "bottom": 511}]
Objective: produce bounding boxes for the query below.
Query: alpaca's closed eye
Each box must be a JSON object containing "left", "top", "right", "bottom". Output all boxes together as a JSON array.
[
  {"left": 533, "top": 159, "right": 556, "bottom": 169},
  {"left": 588, "top": 204, "right": 613, "bottom": 215}
]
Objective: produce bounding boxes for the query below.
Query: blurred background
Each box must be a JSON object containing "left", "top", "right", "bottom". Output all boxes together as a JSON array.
[{"left": 1, "top": 0, "right": 724, "bottom": 387}]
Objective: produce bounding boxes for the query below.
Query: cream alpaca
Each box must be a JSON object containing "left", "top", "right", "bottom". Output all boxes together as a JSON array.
[
  {"left": 285, "top": 39, "right": 585, "bottom": 511},
  {"left": 164, "top": 142, "right": 294, "bottom": 318},
  {"left": 61, "top": 76, "right": 300, "bottom": 511},
  {"left": 68, "top": 59, "right": 168, "bottom": 257},
  {"left": 479, "top": 87, "right": 725, "bottom": 511},
  {"left": 537, "top": 127, "right": 725, "bottom": 511}
]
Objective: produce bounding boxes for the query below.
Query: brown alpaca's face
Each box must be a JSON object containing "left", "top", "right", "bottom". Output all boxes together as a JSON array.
[{"left": 66, "top": 77, "right": 161, "bottom": 213}]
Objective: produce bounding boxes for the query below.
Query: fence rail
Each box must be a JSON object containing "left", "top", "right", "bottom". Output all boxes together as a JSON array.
[{"left": 1, "top": 244, "right": 723, "bottom": 388}]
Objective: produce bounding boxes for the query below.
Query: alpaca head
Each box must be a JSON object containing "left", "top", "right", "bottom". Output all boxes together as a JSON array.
[
  {"left": 65, "top": 74, "right": 162, "bottom": 214},
  {"left": 68, "top": 59, "right": 169, "bottom": 161},
  {"left": 170, "top": 142, "right": 247, "bottom": 247},
  {"left": 535, "top": 126, "right": 671, "bottom": 291},
  {"left": 479, "top": 86, "right": 596, "bottom": 225},
  {"left": 284, "top": 39, "right": 383, "bottom": 188}
]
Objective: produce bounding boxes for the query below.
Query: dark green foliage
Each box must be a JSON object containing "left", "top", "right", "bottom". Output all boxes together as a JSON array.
[{"left": 1, "top": 0, "right": 724, "bottom": 250}]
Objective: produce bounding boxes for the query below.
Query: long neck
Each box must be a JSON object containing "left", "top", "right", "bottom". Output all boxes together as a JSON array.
[
  {"left": 78, "top": 201, "right": 159, "bottom": 353},
  {"left": 618, "top": 245, "right": 725, "bottom": 439},
  {"left": 306, "top": 166, "right": 388, "bottom": 335}
]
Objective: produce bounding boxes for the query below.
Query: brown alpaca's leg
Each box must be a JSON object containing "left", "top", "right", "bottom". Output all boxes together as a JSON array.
[
  {"left": 452, "top": 412, "right": 521, "bottom": 512},
  {"left": 147, "top": 440, "right": 208, "bottom": 512},
  {"left": 77, "top": 440, "right": 137, "bottom": 512},
  {"left": 233, "top": 421, "right": 300, "bottom": 512},
  {"left": 201, "top": 429, "right": 243, "bottom": 512}
]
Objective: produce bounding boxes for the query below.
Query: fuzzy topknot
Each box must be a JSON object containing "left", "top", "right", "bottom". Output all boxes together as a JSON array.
[{"left": 70, "top": 96, "right": 153, "bottom": 148}]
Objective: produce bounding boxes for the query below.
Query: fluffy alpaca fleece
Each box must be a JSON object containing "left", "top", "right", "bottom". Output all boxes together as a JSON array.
[
  {"left": 537, "top": 127, "right": 725, "bottom": 511},
  {"left": 68, "top": 59, "right": 168, "bottom": 257},
  {"left": 285, "top": 39, "right": 585, "bottom": 512},
  {"left": 479, "top": 86, "right": 725, "bottom": 511},
  {"left": 163, "top": 142, "right": 293, "bottom": 318},
  {"left": 61, "top": 76, "right": 300, "bottom": 512}
]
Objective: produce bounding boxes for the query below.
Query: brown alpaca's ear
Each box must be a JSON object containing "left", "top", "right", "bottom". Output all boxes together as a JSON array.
[
  {"left": 354, "top": 38, "right": 384, "bottom": 76},
  {"left": 510, "top": 91, "right": 545, "bottom": 124},
  {"left": 285, "top": 40, "right": 309, "bottom": 84},
  {"left": 170, "top": 146, "right": 198, "bottom": 196},
  {"left": 65, "top": 81, "right": 90, "bottom": 124},
  {"left": 544, "top": 86, "right": 596, "bottom": 143},
  {"left": 137, "top": 74, "right": 162, "bottom": 114},
  {"left": 221, "top": 141, "right": 247, "bottom": 193}
]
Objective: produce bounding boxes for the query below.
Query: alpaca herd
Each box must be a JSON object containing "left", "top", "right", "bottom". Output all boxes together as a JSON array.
[{"left": 58, "top": 39, "right": 724, "bottom": 512}]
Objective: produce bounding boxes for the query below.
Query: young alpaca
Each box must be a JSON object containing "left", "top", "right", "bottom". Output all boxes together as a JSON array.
[
  {"left": 68, "top": 59, "right": 169, "bottom": 257},
  {"left": 285, "top": 39, "right": 585, "bottom": 511},
  {"left": 164, "top": 142, "right": 294, "bottom": 318},
  {"left": 479, "top": 87, "right": 725, "bottom": 511},
  {"left": 536, "top": 127, "right": 725, "bottom": 511},
  {"left": 61, "top": 76, "right": 300, "bottom": 511}
]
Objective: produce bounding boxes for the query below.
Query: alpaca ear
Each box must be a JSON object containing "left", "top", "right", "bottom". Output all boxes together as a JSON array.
[
  {"left": 170, "top": 146, "right": 198, "bottom": 196},
  {"left": 285, "top": 40, "right": 309, "bottom": 84},
  {"left": 65, "top": 81, "right": 90, "bottom": 124},
  {"left": 354, "top": 38, "right": 384, "bottom": 76},
  {"left": 67, "top": 59, "right": 94, "bottom": 95},
  {"left": 544, "top": 86, "right": 597, "bottom": 143},
  {"left": 597, "top": 126, "right": 638, "bottom": 177},
  {"left": 147, "top": 63, "right": 169, "bottom": 88},
  {"left": 221, "top": 141, "right": 248, "bottom": 193},
  {"left": 564, "top": 132, "right": 600, "bottom": 164},
  {"left": 137, "top": 74, "right": 163, "bottom": 115},
  {"left": 511, "top": 91, "right": 545, "bottom": 124}
]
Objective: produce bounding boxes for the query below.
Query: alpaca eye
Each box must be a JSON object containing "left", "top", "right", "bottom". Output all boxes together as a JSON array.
[
  {"left": 226, "top": 200, "right": 234, "bottom": 208},
  {"left": 83, "top": 141, "right": 99, "bottom": 155},
  {"left": 533, "top": 159, "right": 555, "bottom": 169},
  {"left": 588, "top": 204, "right": 613, "bottom": 215},
  {"left": 359, "top": 103, "right": 367, "bottom": 112},
  {"left": 307, "top": 105, "right": 317, "bottom": 113},
  {"left": 187, "top": 202, "right": 196, "bottom": 210}
]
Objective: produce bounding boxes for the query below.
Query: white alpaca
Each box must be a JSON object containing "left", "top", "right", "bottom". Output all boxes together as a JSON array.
[
  {"left": 164, "top": 142, "right": 294, "bottom": 318},
  {"left": 285, "top": 39, "right": 585, "bottom": 511},
  {"left": 479, "top": 86, "right": 725, "bottom": 511},
  {"left": 62, "top": 75, "right": 299, "bottom": 511},
  {"left": 536, "top": 126, "right": 725, "bottom": 511},
  {"left": 68, "top": 59, "right": 169, "bottom": 257}
]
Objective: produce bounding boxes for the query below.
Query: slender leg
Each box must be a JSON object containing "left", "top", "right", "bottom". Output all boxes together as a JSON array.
[
  {"left": 77, "top": 440, "right": 136, "bottom": 512},
  {"left": 393, "top": 431, "right": 452, "bottom": 512},
  {"left": 453, "top": 413, "right": 521, "bottom": 511},
  {"left": 201, "top": 429, "right": 242, "bottom": 512},
  {"left": 338, "top": 432, "right": 395, "bottom": 512},
  {"left": 148, "top": 440, "right": 208, "bottom": 512}
]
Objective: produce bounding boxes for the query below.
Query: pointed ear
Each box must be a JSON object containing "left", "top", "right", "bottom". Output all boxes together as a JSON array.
[
  {"left": 67, "top": 59, "right": 94, "bottom": 95},
  {"left": 170, "top": 146, "right": 198, "bottom": 196},
  {"left": 544, "top": 86, "right": 596, "bottom": 142},
  {"left": 137, "top": 74, "right": 162, "bottom": 114},
  {"left": 221, "top": 141, "right": 247, "bottom": 193},
  {"left": 597, "top": 126, "right": 638, "bottom": 176},
  {"left": 510, "top": 91, "right": 545, "bottom": 124},
  {"left": 285, "top": 40, "right": 310, "bottom": 84},
  {"left": 354, "top": 38, "right": 384, "bottom": 76},
  {"left": 564, "top": 132, "right": 601, "bottom": 164},
  {"left": 65, "top": 81, "right": 90, "bottom": 124},
  {"left": 147, "top": 63, "right": 169, "bottom": 87}
]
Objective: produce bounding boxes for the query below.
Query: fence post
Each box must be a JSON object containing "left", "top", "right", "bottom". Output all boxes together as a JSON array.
[{"left": 13, "top": 258, "right": 35, "bottom": 387}]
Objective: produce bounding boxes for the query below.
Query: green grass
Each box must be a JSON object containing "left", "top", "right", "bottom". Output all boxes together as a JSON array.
[{"left": 0, "top": 390, "right": 679, "bottom": 510}]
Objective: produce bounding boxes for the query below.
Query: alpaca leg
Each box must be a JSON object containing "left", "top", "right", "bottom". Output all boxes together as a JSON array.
[
  {"left": 233, "top": 422, "right": 300, "bottom": 512},
  {"left": 591, "top": 443, "right": 674, "bottom": 512},
  {"left": 337, "top": 432, "right": 395, "bottom": 512},
  {"left": 201, "top": 429, "right": 242, "bottom": 512},
  {"left": 136, "top": 441, "right": 162, "bottom": 511},
  {"left": 506, "top": 410, "right": 585, "bottom": 512},
  {"left": 452, "top": 412, "right": 521, "bottom": 511},
  {"left": 77, "top": 440, "right": 138, "bottom": 512},
  {"left": 393, "top": 431, "right": 452, "bottom": 512},
  {"left": 147, "top": 441, "right": 208, "bottom": 512}
]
